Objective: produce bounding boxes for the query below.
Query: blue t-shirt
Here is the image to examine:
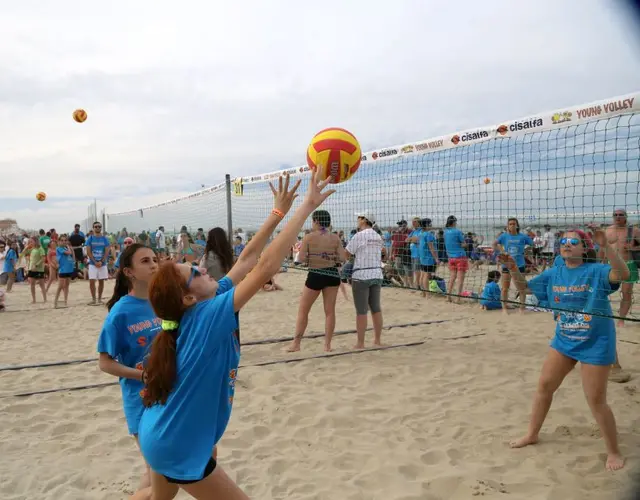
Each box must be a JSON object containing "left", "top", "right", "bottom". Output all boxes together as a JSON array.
[
  {"left": 3, "top": 248, "right": 17, "bottom": 273},
  {"left": 497, "top": 233, "right": 533, "bottom": 269},
  {"left": 553, "top": 255, "right": 565, "bottom": 267},
  {"left": 233, "top": 244, "right": 245, "bottom": 257},
  {"left": 114, "top": 253, "right": 122, "bottom": 269},
  {"left": 56, "top": 247, "right": 75, "bottom": 274},
  {"left": 97, "top": 296, "right": 161, "bottom": 434},
  {"left": 444, "top": 228, "right": 466, "bottom": 258},
  {"left": 528, "top": 263, "right": 618, "bottom": 365},
  {"left": 86, "top": 235, "right": 110, "bottom": 264},
  {"left": 419, "top": 232, "right": 436, "bottom": 266},
  {"left": 480, "top": 281, "right": 502, "bottom": 309},
  {"left": 409, "top": 229, "right": 422, "bottom": 259},
  {"left": 138, "top": 277, "right": 239, "bottom": 480}
]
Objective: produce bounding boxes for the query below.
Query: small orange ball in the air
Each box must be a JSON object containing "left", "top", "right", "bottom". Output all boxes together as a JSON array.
[
  {"left": 73, "top": 109, "right": 87, "bottom": 123},
  {"left": 484, "top": 177, "right": 491, "bottom": 184},
  {"left": 36, "top": 192, "right": 47, "bottom": 202}
]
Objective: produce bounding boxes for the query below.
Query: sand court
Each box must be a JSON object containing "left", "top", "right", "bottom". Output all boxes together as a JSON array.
[{"left": 1, "top": 271, "right": 640, "bottom": 499}]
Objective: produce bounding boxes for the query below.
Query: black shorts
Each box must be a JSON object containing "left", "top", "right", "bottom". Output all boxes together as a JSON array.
[
  {"left": 27, "top": 271, "right": 45, "bottom": 279},
  {"left": 59, "top": 272, "right": 74, "bottom": 279},
  {"left": 421, "top": 264, "right": 436, "bottom": 273},
  {"left": 502, "top": 265, "right": 526, "bottom": 274},
  {"left": 305, "top": 267, "right": 341, "bottom": 291},
  {"left": 164, "top": 457, "right": 216, "bottom": 484},
  {"left": 532, "top": 248, "right": 541, "bottom": 257}
]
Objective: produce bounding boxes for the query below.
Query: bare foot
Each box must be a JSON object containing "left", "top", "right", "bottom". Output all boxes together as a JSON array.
[
  {"left": 324, "top": 344, "right": 332, "bottom": 353},
  {"left": 373, "top": 341, "right": 386, "bottom": 348},
  {"left": 518, "top": 308, "right": 525, "bottom": 315},
  {"left": 502, "top": 307, "right": 509, "bottom": 316},
  {"left": 509, "top": 434, "right": 538, "bottom": 448},
  {"left": 30, "top": 300, "right": 36, "bottom": 304},
  {"left": 617, "top": 319, "right": 625, "bottom": 328},
  {"left": 606, "top": 453, "right": 625, "bottom": 471},
  {"left": 285, "top": 341, "right": 301, "bottom": 353},
  {"left": 353, "top": 344, "right": 365, "bottom": 350}
]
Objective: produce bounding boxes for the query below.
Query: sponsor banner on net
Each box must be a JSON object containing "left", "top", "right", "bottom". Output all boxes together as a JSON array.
[{"left": 110, "top": 91, "right": 640, "bottom": 208}]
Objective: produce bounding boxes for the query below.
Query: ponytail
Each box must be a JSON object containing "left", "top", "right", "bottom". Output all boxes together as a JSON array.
[
  {"left": 143, "top": 328, "right": 178, "bottom": 406},
  {"left": 105, "top": 243, "right": 146, "bottom": 311},
  {"left": 143, "top": 261, "right": 191, "bottom": 407}
]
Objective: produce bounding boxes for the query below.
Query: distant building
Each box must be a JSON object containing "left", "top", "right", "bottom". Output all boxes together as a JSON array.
[{"left": 0, "top": 219, "right": 20, "bottom": 235}]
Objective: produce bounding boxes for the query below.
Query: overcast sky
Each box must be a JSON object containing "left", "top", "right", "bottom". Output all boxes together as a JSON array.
[{"left": 1, "top": 0, "right": 640, "bottom": 231}]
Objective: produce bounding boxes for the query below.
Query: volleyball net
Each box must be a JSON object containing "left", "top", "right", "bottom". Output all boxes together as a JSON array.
[{"left": 105, "top": 92, "right": 640, "bottom": 317}]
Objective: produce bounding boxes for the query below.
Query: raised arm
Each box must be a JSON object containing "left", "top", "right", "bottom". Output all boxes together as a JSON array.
[
  {"left": 227, "top": 174, "right": 302, "bottom": 285},
  {"left": 233, "top": 169, "right": 335, "bottom": 311},
  {"left": 591, "top": 227, "right": 630, "bottom": 283}
]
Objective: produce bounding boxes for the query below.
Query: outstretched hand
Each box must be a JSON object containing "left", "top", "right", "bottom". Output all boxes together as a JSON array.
[
  {"left": 304, "top": 166, "right": 336, "bottom": 209},
  {"left": 269, "top": 174, "right": 302, "bottom": 215},
  {"left": 587, "top": 224, "right": 616, "bottom": 248}
]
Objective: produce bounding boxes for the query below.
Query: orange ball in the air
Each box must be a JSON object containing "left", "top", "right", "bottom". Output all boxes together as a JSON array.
[
  {"left": 73, "top": 109, "right": 87, "bottom": 123},
  {"left": 484, "top": 177, "right": 491, "bottom": 184}
]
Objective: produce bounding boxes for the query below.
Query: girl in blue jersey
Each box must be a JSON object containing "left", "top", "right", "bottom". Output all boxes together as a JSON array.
[
  {"left": 97, "top": 243, "right": 160, "bottom": 493},
  {"left": 501, "top": 228, "right": 629, "bottom": 471},
  {"left": 131, "top": 172, "right": 334, "bottom": 500},
  {"left": 53, "top": 234, "right": 75, "bottom": 308},
  {"left": 443, "top": 215, "right": 468, "bottom": 303},
  {"left": 493, "top": 217, "right": 533, "bottom": 314}
]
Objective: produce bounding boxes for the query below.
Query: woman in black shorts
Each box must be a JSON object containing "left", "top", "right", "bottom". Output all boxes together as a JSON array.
[{"left": 287, "top": 210, "right": 346, "bottom": 353}]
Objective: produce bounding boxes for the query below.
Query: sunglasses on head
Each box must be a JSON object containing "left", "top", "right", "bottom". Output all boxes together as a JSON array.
[
  {"left": 186, "top": 266, "right": 203, "bottom": 287},
  {"left": 560, "top": 237, "right": 581, "bottom": 246}
]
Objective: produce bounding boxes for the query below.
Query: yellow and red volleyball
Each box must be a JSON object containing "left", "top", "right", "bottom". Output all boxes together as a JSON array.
[
  {"left": 306, "top": 127, "right": 361, "bottom": 184},
  {"left": 36, "top": 191, "right": 46, "bottom": 202},
  {"left": 73, "top": 109, "right": 87, "bottom": 123},
  {"left": 484, "top": 177, "right": 491, "bottom": 184}
]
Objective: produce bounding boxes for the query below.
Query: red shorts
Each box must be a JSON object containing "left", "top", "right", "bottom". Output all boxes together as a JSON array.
[{"left": 448, "top": 257, "right": 469, "bottom": 272}]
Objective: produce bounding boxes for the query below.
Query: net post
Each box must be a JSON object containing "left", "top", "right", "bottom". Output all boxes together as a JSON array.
[{"left": 225, "top": 174, "right": 233, "bottom": 245}]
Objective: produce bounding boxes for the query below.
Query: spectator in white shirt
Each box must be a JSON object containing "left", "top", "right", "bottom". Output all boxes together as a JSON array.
[
  {"left": 155, "top": 226, "right": 166, "bottom": 257},
  {"left": 345, "top": 211, "right": 385, "bottom": 349}
]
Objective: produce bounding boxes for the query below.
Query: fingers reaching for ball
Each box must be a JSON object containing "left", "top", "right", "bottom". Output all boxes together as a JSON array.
[
  {"left": 269, "top": 174, "right": 301, "bottom": 216},
  {"left": 304, "top": 165, "right": 336, "bottom": 208}
]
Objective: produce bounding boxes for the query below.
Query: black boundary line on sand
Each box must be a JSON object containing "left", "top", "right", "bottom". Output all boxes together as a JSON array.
[
  {"left": 0, "top": 332, "right": 486, "bottom": 398},
  {"left": 0, "top": 319, "right": 462, "bottom": 372}
]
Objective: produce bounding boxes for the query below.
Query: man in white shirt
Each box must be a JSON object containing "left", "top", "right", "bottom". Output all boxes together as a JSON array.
[
  {"left": 155, "top": 226, "right": 166, "bottom": 257},
  {"left": 541, "top": 224, "right": 555, "bottom": 268},
  {"left": 345, "top": 210, "right": 384, "bottom": 349}
]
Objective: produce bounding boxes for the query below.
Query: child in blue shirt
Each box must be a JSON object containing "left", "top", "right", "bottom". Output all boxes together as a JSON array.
[
  {"left": 233, "top": 236, "right": 245, "bottom": 257},
  {"left": 2, "top": 242, "right": 18, "bottom": 292},
  {"left": 53, "top": 234, "right": 75, "bottom": 308},
  {"left": 132, "top": 171, "right": 334, "bottom": 499},
  {"left": 501, "top": 228, "right": 628, "bottom": 471},
  {"left": 480, "top": 271, "right": 502, "bottom": 310}
]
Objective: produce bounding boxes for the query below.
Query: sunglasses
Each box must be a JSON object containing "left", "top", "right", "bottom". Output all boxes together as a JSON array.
[
  {"left": 613, "top": 213, "right": 626, "bottom": 217},
  {"left": 93, "top": 226, "right": 102, "bottom": 229},
  {"left": 186, "top": 266, "right": 203, "bottom": 287},
  {"left": 560, "top": 237, "right": 581, "bottom": 246}
]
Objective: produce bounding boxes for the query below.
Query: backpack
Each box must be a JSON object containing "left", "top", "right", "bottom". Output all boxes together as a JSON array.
[{"left": 628, "top": 226, "right": 640, "bottom": 267}]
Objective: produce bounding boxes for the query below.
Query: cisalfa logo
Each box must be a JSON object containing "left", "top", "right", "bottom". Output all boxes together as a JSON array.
[{"left": 497, "top": 125, "right": 508, "bottom": 136}]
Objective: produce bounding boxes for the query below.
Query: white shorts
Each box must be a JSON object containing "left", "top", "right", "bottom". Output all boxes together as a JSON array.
[{"left": 88, "top": 264, "right": 109, "bottom": 280}]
